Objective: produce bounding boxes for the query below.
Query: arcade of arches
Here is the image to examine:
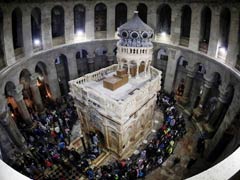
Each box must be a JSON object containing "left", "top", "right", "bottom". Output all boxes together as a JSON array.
[{"left": 0, "top": 0, "right": 240, "bottom": 180}]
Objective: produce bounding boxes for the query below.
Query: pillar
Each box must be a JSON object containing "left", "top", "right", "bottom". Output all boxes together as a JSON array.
[
  {"left": 164, "top": 49, "right": 178, "bottom": 93},
  {"left": 170, "top": 5, "right": 181, "bottom": 44},
  {"left": 189, "top": 4, "right": 201, "bottom": 51},
  {"left": 13, "top": 85, "right": 32, "bottom": 126},
  {"left": 22, "top": 6, "right": 33, "bottom": 57},
  {"left": 107, "top": 3, "right": 115, "bottom": 39},
  {"left": 47, "top": 64, "right": 61, "bottom": 100},
  {"left": 0, "top": 99, "right": 25, "bottom": 148},
  {"left": 127, "top": 2, "right": 138, "bottom": 20},
  {"left": 64, "top": 4, "right": 74, "bottom": 44},
  {"left": 85, "top": 5, "right": 94, "bottom": 40},
  {"left": 88, "top": 58, "right": 95, "bottom": 73},
  {"left": 41, "top": 5, "right": 52, "bottom": 50},
  {"left": 206, "top": 90, "right": 229, "bottom": 133},
  {"left": 208, "top": 7, "right": 220, "bottom": 57},
  {"left": 147, "top": 2, "right": 157, "bottom": 31},
  {"left": 179, "top": 69, "right": 196, "bottom": 105},
  {"left": 2, "top": 7, "right": 15, "bottom": 66},
  {"left": 67, "top": 53, "right": 78, "bottom": 80},
  {"left": 107, "top": 57, "right": 114, "bottom": 66},
  {"left": 193, "top": 78, "right": 214, "bottom": 120},
  {"left": 226, "top": 8, "right": 239, "bottom": 67},
  {"left": 30, "top": 73, "right": 44, "bottom": 112},
  {"left": 136, "top": 64, "right": 139, "bottom": 78}
]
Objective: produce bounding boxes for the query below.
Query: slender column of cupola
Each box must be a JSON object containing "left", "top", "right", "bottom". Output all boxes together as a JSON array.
[
  {"left": 2, "top": 7, "right": 15, "bottom": 66},
  {"left": 85, "top": 5, "right": 95, "bottom": 40},
  {"left": 205, "top": 89, "right": 229, "bottom": 134},
  {"left": 30, "top": 73, "right": 44, "bottom": 113},
  {"left": 67, "top": 53, "right": 78, "bottom": 79},
  {"left": 0, "top": 98, "right": 26, "bottom": 148},
  {"left": 179, "top": 68, "right": 196, "bottom": 106},
  {"left": 163, "top": 49, "right": 178, "bottom": 93},
  {"left": 64, "top": 3, "right": 74, "bottom": 44},
  {"left": 41, "top": 5, "right": 53, "bottom": 50},
  {"left": 226, "top": 8, "right": 239, "bottom": 67},
  {"left": 189, "top": 4, "right": 201, "bottom": 51},
  {"left": 12, "top": 85, "right": 33, "bottom": 126},
  {"left": 170, "top": 4, "right": 181, "bottom": 45},
  {"left": 22, "top": 6, "right": 33, "bottom": 57},
  {"left": 208, "top": 7, "right": 220, "bottom": 57},
  {"left": 193, "top": 76, "right": 214, "bottom": 120},
  {"left": 107, "top": 2, "right": 115, "bottom": 39}
]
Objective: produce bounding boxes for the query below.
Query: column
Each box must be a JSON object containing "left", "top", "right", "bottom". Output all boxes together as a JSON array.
[
  {"left": 147, "top": 2, "right": 157, "bottom": 31},
  {"left": 226, "top": 8, "right": 239, "bottom": 67},
  {"left": 87, "top": 56, "right": 95, "bottom": 73},
  {"left": 136, "top": 64, "right": 139, "bottom": 78},
  {"left": 12, "top": 85, "right": 32, "bottom": 126},
  {"left": 0, "top": 99, "right": 25, "bottom": 148},
  {"left": 47, "top": 64, "right": 61, "bottom": 100},
  {"left": 170, "top": 5, "right": 181, "bottom": 44},
  {"left": 164, "top": 49, "right": 178, "bottom": 93},
  {"left": 107, "top": 3, "right": 115, "bottom": 39},
  {"left": 67, "top": 53, "right": 78, "bottom": 80},
  {"left": 64, "top": 4, "right": 74, "bottom": 44},
  {"left": 193, "top": 78, "right": 214, "bottom": 120},
  {"left": 179, "top": 69, "right": 196, "bottom": 105},
  {"left": 107, "top": 57, "right": 114, "bottom": 66},
  {"left": 85, "top": 5, "right": 94, "bottom": 40},
  {"left": 22, "top": 6, "right": 33, "bottom": 57},
  {"left": 41, "top": 5, "right": 52, "bottom": 50},
  {"left": 30, "top": 73, "right": 44, "bottom": 112},
  {"left": 189, "top": 4, "right": 201, "bottom": 51},
  {"left": 2, "top": 7, "right": 15, "bottom": 66},
  {"left": 208, "top": 7, "right": 220, "bottom": 57},
  {"left": 128, "top": 63, "right": 131, "bottom": 78},
  {"left": 207, "top": 90, "right": 229, "bottom": 132},
  {"left": 127, "top": 2, "right": 138, "bottom": 20}
]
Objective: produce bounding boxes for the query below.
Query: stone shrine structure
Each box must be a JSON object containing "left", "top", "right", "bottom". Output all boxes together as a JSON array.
[{"left": 69, "top": 12, "right": 161, "bottom": 157}]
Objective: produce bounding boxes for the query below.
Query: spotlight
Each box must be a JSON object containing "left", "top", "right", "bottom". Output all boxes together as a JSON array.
[
  {"left": 219, "top": 46, "right": 226, "bottom": 54},
  {"left": 76, "top": 30, "right": 83, "bottom": 36},
  {"left": 33, "top": 39, "right": 41, "bottom": 46},
  {"left": 160, "top": 32, "right": 167, "bottom": 36}
]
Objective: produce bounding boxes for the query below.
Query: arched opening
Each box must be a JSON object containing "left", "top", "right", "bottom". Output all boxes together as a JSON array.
[
  {"left": 157, "top": 4, "right": 171, "bottom": 35},
  {"left": 76, "top": 49, "right": 88, "bottom": 76},
  {"left": 95, "top": 3, "right": 107, "bottom": 39},
  {"left": 217, "top": 8, "right": 231, "bottom": 60},
  {"left": 199, "top": 7, "right": 211, "bottom": 53},
  {"left": 4, "top": 81, "right": 17, "bottom": 116},
  {"left": 12, "top": 7, "right": 24, "bottom": 57},
  {"left": 0, "top": 9, "right": 5, "bottom": 70},
  {"left": 94, "top": 47, "right": 108, "bottom": 70},
  {"left": 19, "top": 69, "right": 33, "bottom": 110},
  {"left": 137, "top": 3, "right": 147, "bottom": 23},
  {"left": 31, "top": 7, "right": 42, "bottom": 51},
  {"left": 180, "top": 5, "right": 192, "bottom": 47},
  {"left": 51, "top": 6, "right": 65, "bottom": 45},
  {"left": 74, "top": 4, "right": 85, "bottom": 35},
  {"left": 115, "top": 3, "right": 127, "bottom": 31},
  {"left": 154, "top": 48, "right": 168, "bottom": 85},
  {"left": 35, "top": 62, "right": 51, "bottom": 101},
  {"left": 55, "top": 54, "right": 70, "bottom": 96}
]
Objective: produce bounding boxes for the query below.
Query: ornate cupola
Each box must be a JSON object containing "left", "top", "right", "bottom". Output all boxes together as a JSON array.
[{"left": 116, "top": 11, "right": 154, "bottom": 79}]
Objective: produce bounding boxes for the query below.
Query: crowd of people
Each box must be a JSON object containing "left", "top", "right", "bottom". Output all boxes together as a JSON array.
[
  {"left": 9, "top": 90, "right": 187, "bottom": 180},
  {"left": 84, "top": 91, "right": 187, "bottom": 180}
]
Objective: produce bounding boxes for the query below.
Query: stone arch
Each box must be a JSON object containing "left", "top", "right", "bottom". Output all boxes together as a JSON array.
[
  {"left": 31, "top": 7, "right": 42, "bottom": 50},
  {"left": 12, "top": 7, "right": 24, "bottom": 55},
  {"left": 199, "top": 6, "right": 212, "bottom": 53},
  {"left": 115, "top": 3, "right": 127, "bottom": 31},
  {"left": 157, "top": 4, "right": 171, "bottom": 34},
  {"left": 180, "top": 5, "right": 192, "bottom": 46},
  {"left": 74, "top": 4, "right": 85, "bottom": 34},
  {"left": 51, "top": 5, "right": 65, "bottom": 43}
]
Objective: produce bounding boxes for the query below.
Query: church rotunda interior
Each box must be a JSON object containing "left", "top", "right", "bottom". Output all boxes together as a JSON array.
[{"left": 0, "top": 0, "right": 240, "bottom": 180}]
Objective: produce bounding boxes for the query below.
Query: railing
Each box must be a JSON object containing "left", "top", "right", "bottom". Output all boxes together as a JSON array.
[{"left": 117, "top": 45, "right": 153, "bottom": 55}]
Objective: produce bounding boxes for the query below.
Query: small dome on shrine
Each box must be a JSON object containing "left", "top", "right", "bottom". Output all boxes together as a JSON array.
[{"left": 117, "top": 11, "right": 154, "bottom": 47}]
